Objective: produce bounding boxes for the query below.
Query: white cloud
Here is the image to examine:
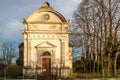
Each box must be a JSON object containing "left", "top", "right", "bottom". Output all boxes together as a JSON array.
[
  {"left": 73, "top": 0, "right": 82, "bottom": 3},
  {"left": 0, "top": 19, "right": 23, "bottom": 42},
  {"left": 73, "top": 0, "right": 78, "bottom": 1}
]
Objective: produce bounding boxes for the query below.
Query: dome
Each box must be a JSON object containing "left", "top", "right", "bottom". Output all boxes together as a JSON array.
[{"left": 26, "top": 2, "right": 67, "bottom": 23}]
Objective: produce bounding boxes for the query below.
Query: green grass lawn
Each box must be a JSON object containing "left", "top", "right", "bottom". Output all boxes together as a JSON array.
[
  {"left": 70, "top": 72, "right": 120, "bottom": 78},
  {"left": 0, "top": 77, "right": 11, "bottom": 80},
  {"left": 0, "top": 77, "right": 20, "bottom": 80},
  {"left": 0, "top": 78, "right": 4, "bottom": 80}
]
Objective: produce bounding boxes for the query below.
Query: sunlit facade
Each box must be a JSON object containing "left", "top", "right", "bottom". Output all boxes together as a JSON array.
[{"left": 19, "top": 2, "right": 72, "bottom": 77}]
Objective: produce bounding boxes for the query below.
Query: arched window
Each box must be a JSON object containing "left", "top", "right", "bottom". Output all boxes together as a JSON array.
[{"left": 43, "top": 51, "right": 51, "bottom": 56}]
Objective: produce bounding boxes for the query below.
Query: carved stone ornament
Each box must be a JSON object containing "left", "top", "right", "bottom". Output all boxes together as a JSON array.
[
  {"left": 41, "top": 2, "right": 50, "bottom": 8},
  {"left": 44, "top": 14, "right": 50, "bottom": 20}
]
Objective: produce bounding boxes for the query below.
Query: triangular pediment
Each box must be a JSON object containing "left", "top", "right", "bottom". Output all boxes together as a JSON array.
[{"left": 35, "top": 41, "right": 56, "bottom": 48}]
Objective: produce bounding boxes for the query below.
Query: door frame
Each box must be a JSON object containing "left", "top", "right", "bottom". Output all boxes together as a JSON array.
[
  {"left": 42, "top": 58, "right": 51, "bottom": 75},
  {"left": 36, "top": 49, "right": 55, "bottom": 75}
]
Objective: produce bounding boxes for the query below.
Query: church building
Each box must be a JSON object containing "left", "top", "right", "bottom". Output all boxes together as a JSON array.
[{"left": 18, "top": 2, "right": 72, "bottom": 77}]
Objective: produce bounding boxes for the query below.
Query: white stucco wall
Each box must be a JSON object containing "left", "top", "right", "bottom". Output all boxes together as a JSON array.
[{"left": 23, "top": 2, "right": 72, "bottom": 76}]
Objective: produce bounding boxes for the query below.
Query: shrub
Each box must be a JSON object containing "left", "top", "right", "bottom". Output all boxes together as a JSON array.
[
  {"left": 6, "top": 64, "right": 22, "bottom": 78},
  {"left": 0, "top": 62, "right": 6, "bottom": 77}
]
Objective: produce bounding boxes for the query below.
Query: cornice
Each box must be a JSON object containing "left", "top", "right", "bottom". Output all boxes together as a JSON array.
[
  {"left": 23, "top": 30, "right": 70, "bottom": 34},
  {"left": 26, "top": 21, "right": 68, "bottom": 25}
]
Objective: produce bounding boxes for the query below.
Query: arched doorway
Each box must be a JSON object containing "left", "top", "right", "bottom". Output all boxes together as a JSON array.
[{"left": 42, "top": 51, "right": 51, "bottom": 75}]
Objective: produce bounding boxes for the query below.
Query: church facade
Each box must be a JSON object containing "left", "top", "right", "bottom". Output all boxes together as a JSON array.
[{"left": 20, "top": 2, "right": 72, "bottom": 76}]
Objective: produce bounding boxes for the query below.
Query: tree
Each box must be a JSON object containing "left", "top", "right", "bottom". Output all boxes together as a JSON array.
[
  {"left": 1, "top": 42, "right": 17, "bottom": 65},
  {"left": 71, "top": 0, "right": 120, "bottom": 76}
]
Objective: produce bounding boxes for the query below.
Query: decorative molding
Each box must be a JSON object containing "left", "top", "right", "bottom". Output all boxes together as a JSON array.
[
  {"left": 23, "top": 30, "right": 70, "bottom": 34},
  {"left": 27, "top": 21, "right": 67, "bottom": 24},
  {"left": 35, "top": 41, "right": 57, "bottom": 48},
  {"left": 28, "top": 34, "right": 63, "bottom": 39}
]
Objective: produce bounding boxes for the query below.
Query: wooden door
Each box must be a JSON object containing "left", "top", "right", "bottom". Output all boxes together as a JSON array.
[{"left": 42, "top": 58, "right": 51, "bottom": 75}]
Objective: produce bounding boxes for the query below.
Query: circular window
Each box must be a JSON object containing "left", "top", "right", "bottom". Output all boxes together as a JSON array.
[{"left": 44, "top": 14, "right": 50, "bottom": 20}]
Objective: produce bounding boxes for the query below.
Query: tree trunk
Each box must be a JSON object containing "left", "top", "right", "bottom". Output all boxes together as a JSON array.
[
  {"left": 107, "top": 55, "right": 111, "bottom": 76},
  {"left": 101, "top": 56, "right": 104, "bottom": 77},
  {"left": 113, "top": 53, "right": 119, "bottom": 76},
  {"left": 93, "top": 53, "right": 96, "bottom": 73},
  {"left": 97, "top": 55, "right": 100, "bottom": 74}
]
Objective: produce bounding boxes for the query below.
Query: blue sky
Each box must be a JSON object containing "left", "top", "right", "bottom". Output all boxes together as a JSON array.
[{"left": 0, "top": 0, "right": 81, "bottom": 45}]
